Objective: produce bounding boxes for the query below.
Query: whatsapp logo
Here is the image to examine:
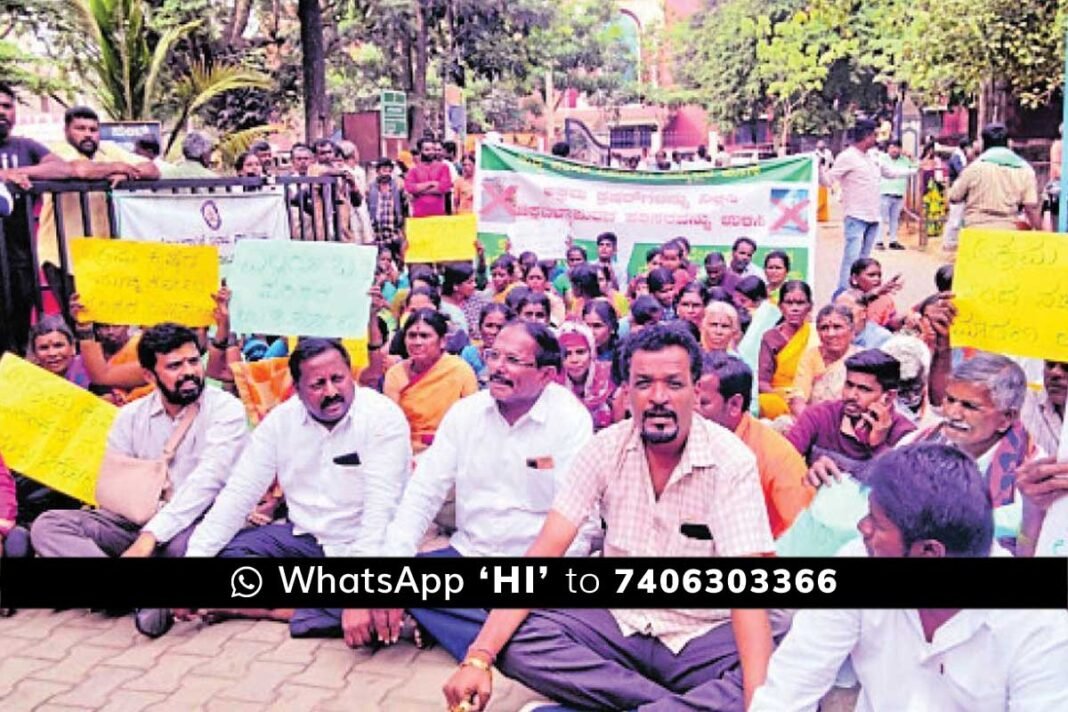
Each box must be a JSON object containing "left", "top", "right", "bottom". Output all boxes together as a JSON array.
[{"left": 230, "top": 566, "right": 264, "bottom": 599}]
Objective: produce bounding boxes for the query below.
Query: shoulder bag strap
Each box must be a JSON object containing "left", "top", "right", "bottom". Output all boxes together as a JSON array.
[{"left": 161, "top": 402, "right": 200, "bottom": 464}]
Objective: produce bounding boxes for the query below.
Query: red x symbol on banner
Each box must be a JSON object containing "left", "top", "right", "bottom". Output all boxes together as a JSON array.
[
  {"left": 480, "top": 180, "right": 518, "bottom": 221},
  {"left": 771, "top": 196, "right": 810, "bottom": 232}
]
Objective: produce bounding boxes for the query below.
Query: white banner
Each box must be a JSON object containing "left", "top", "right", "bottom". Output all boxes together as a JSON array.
[{"left": 113, "top": 190, "right": 290, "bottom": 266}]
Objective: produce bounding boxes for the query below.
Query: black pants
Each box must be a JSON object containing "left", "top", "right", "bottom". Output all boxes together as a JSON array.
[{"left": 0, "top": 258, "right": 34, "bottom": 356}]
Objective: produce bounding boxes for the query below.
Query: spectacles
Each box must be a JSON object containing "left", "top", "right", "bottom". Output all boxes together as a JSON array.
[{"left": 483, "top": 349, "right": 537, "bottom": 369}]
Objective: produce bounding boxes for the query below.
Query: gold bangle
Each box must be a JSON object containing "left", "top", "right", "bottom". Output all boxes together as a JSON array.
[{"left": 460, "top": 656, "right": 492, "bottom": 673}]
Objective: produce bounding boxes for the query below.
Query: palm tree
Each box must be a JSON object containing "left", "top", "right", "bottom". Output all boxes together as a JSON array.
[{"left": 61, "top": 0, "right": 271, "bottom": 141}]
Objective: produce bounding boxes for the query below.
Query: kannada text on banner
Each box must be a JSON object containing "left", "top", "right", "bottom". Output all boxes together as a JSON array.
[
  {"left": 0, "top": 355, "right": 117, "bottom": 504},
  {"left": 405, "top": 214, "right": 478, "bottom": 263},
  {"left": 475, "top": 144, "right": 818, "bottom": 283},
  {"left": 228, "top": 240, "right": 377, "bottom": 339},
  {"left": 71, "top": 238, "right": 218, "bottom": 327},
  {"left": 950, "top": 228, "right": 1068, "bottom": 362}
]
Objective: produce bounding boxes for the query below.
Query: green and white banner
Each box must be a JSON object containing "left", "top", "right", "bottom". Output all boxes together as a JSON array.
[{"left": 475, "top": 143, "right": 818, "bottom": 284}]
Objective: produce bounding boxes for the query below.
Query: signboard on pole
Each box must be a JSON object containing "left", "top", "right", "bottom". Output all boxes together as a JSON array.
[
  {"left": 380, "top": 90, "right": 408, "bottom": 139},
  {"left": 99, "top": 121, "right": 161, "bottom": 154}
]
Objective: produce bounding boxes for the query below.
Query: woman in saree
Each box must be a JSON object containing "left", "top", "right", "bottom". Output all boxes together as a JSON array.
[
  {"left": 557, "top": 322, "right": 617, "bottom": 430},
  {"left": 383, "top": 308, "right": 478, "bottom": 454},
  {"left": 29, "top": 316, "right": 90, "bottom": 388},
  {"left": 523, "top": 261, "right": 567, "bottom": 326},
  {"left": 582, "top": 298, "right": 620, "bottom": 364},
  {"left": 788, "top": 304, "right": 858, "bottom": 418},
  {"left": 700, "top": 300, "right": 742, "bottom": 353},
  {"left": 757, "top": 280, "right": 814, "bottom": 418}
]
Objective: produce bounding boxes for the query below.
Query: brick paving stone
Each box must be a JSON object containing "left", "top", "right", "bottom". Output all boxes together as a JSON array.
[
  {"left": 64, "top": 612, "right": 126, "bottom": 631},
  {"left": 33, "top": 705, "right": 94, "bottom": 712},
  {"left": 95, "top": 690, "right": 168, "bottom": 712},
  {"left": 255, "top": 636, "right": 324, "bottom": 665},
  {"left": 0, "top": 636, "right": 40, "bottom": 658},
  {"left": 317, "top": 672, "right": 405, "bottom": 712},
  {"left": 188, "top": 640, "right": 277, "bottom": 680},
  {"left": 0, "top": 610, "right": 85, "bottom": 640},
  {"left": 205, "top": 699, "right": 266, "bottom": 712},
  {"left": 167, "top": 621, "right": 256, "bottom": 657},
  {"left": 32, "top": 645, "right": 119, "bottom": 683},
  {"left": 263, "top": 683, "right": 337, "bottom": 712},
  {"left": 0, "top": 656, "right": 54, "bottom": 697},
  {"left": 215, "top": 661, "right": 306, "bottom": 703},
  {"left": 80, "top": 620, "right": 148, "bottom": 649},
  {"left": 15, "top": 624, "right": 100, "bottom": 659},
  {"left": 286, "top": 646, "right": 360, "bottom": 690},
  {"left": 48, "top": 666, "right": 142, "bottom": 708},
  {"left": 348, "top": 641, "right": 419, "bottom": 677},
  {"left": 121, "top": 653, "right": 207, "bottom": 694},
  {"left": 4, "top": 679, "right": 73, "bottom": 712},
  {"left": 144, "top": 677, "right": 231, "bottom": 712},
  {"left": 233, "top": 620, "right": 290, "bottom": 645}
]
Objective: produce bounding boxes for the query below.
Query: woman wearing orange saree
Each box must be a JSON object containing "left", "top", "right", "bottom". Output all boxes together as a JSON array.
[
  {"left": 757, "top": 281, "right": 814, "bottom": 418},
  {"left": 384, "top": 308, "right": 478, "bottom": 454}
]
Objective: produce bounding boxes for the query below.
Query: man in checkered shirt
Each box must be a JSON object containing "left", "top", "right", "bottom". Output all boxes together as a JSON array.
[{"left": 443, "top": 323, "right": 783, "bottom": 712}]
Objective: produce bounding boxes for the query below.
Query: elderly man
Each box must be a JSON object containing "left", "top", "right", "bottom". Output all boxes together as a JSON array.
[
  {"left": 908, "top": 353, "right": 1041, "bottom": 547},
  {"left": 378, "top": 321, "right": 595, "bottom": 657},
  {"left": 162, "top": 131, "right": 217, "bottom": 178},
  {"left": 787, "top": 349, "right": 916, "bottom": 486},
  {"left": 752, "top": 443, "right": 1068, "bottom": 711},
  {"left": 697, "top": 353, "right": 812, "bottom": 538},
  {"left": 947, "top": 123, "right": 1041, "bottom": 231},
  {"left": 184, "top": 338, "right": 411, "bottom": 644},
  {"left": 443, "top": 323, "right": 780, "bottom": 712},
  {"left": 1020, "top": 360, "right": 1066, "bottom": 457}
]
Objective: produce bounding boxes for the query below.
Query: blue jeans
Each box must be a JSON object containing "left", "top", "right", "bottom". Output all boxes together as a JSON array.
[
  {"left": 880, "top": 195, "right": 904, "bottom": 244},
  {"left": 838, "top": 216, "right": 880, "bottom": 291}
]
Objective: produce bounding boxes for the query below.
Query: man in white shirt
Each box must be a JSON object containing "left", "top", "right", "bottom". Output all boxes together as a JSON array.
[
  {"left": 823, "top": 119, "right": 913, "bottom": 292},
  {"left": 378, "top": 321, "right": 594, "bottom": 659},
  {"left": 32, "top": 323, "right": 248, "bottom": 559},
  {"left": 752, "top": 443, "right": 1068, "bottom": 711},
  {"left": 183, "top": 338, "right": 412, "bottom": 645}
]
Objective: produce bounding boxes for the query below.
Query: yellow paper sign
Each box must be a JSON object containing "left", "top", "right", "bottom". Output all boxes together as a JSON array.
[
  {"left": 405, "top": 214, "right": 478, "bottom": 263},
  {"left": 71, "top": 237, "right": 219, "bottom": 327},
  {"left": 0, "top": 355, "right": 118, "bottom": 504},
  {"left": 951, "top": 228, "right": 1068, "bottom": 361}
]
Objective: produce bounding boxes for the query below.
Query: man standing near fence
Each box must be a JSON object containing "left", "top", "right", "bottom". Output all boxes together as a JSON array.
[
  {"left": 877, "top": 140, "right": 914, "bottom": 250},
  {"left": 35, "top": 106, "right": 160, "bottom": 272},
  {"left": 0, "top": 83, "right": 74, "bottom": 355}
]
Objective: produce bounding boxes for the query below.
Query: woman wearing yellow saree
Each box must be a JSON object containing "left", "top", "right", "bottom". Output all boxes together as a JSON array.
[
  {"left": 788, "top": 304, "right": 858, "bottom": 418},
  {"left": 384, "top": 308, "right": 478, "bottom": 454},
  {"left": 757, "top": 281, "right": 814, "bottom": 418}
]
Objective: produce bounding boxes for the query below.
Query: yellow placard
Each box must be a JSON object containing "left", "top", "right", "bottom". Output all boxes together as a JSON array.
[
  {"left": 71, "top": 238, "right": 218, "bottom": 327},
  {"left": 405, "top": 214, "right": 478, "bottom": 263},
  {"left": 0, "top": 355, "right": 118, "bottom": 504},
  {"left": 951, "top": 228, "right": 1068, "bottom": 361}
]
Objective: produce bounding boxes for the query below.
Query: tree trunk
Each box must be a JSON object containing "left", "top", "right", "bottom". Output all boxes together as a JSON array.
[
  {"left": 410, "top": 0, "right": 429, "bottom": 141},
  {"left": 298, "top": 0, "right": 329, "bottom": 141},
  {"left": 223, "top": 0, "right": 253, "bottom": 47}
]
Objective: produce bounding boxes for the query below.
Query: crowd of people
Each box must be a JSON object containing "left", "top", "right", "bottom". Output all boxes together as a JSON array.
[{"left": 3, "top": 79, "right": 1068, "bottom": 710}]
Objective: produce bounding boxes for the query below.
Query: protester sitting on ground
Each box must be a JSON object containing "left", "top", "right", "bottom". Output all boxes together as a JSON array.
[
  {"left": 443, "top": 323, "right": 782, "bottom": 712},
  {"left": 582, "top": 298, "right": 620, "bottom": 364},
  {"left": 440, "top": 262, "right": 484, "bottom": 336},
  {"left": 627, "top": 274, "right": 650, "bottom": 301},
  {"left": 905, "top": 353, "right": 1040, "bottom": 548},
  {"left": 595, "top": 231, "right": 629, "bottom": 292},
  {"left": 702, "top": 251, "right": 739, "bottom": 295},
  {"left": 849, "top": 257, "right": 904, "bottom": 330},
  {"left": 383, "top": 309, "right": 477, "bottom": 455},
  {"left": 28, "top": 316, "right": 90, "bottom": 388},
  {"left": 180, "top": 338, "right": 411, "bottom": 645},
  {"left": 460, "top": 303, "right": 513, "bottom": 387},
  {"left": 553, "top": 245, "right": 588, "bottom": 299},
  {"left": 729, "top": 237, "right": 765, "bottom": 280},
  {"left": 30, "top": 323, "right": 248, "bottom": 632},
  {"left": 697, "top": 353, "right": 813, "bottom": 537},
  {"left": 566, "top": 262, "right": 606, "bottom": 319},
  {"left": 556, "top": 322, "right": 617, "bottom": 430},
  {"left": 751, "top": 443, "right": 1068, "bottom": 711},
  {"left": 879, "top": 334, "right": 937, "bottom": 429},
  {"left": 732, "top": 275, "right": 769, "bottom": 330},
  {"left": 763, "top": 251, "right": 790, "bottom": 304},
  {"left": 758, "top": 280, "right": 814, "bottom": 418},
  {"left": 234, "top": 150, "right": 263, "bottom": 178},
  {"left": 595, "top": 263, "right": 631, "bottom": 318},
  {"left": 674, "top": 281, "right": 710, "bottom": 329},
  {"left": 379, "top": 322, "right": 596, "bottom": 657},
  {"left": 645, "top": 267, "right": 677, "bottom": 319},
  {"left": 700, "top": 300, "right": 742, "bottom": 353},
  {"left": 522, "top": 261, "right": 566, "bottom": 326},
  {"left": 515, "top": 291, "right": 552, "bottom": 326},
  {"left": 629, "top": 295, "right": 663, "bottom": 333},
  {"left": 1020, "top": 359, "right": 1066, "bottom": 457},
  {"left": 787, "top": 349, "right": 916, "bottom": 484},
  {"left": 835, "top": 288, "right": 891, "bottom": 348},
  {"left": 486, "top": 254, "right": 520, "bottom": 303},
  {"left": 788, "top": 304, "right": 859, "bottom": 418},
  {"left": 659, "top": 239, "right": 691, "bottom": 289}
]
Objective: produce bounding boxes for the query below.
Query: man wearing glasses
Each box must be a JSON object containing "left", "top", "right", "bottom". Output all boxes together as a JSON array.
[{"left": 378, "top": 320, "right": 596, "bottom": 655}]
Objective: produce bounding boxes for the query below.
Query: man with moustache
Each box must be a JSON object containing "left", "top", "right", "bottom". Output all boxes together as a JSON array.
[
  {"left": 35, "top": 105, "right": 160, "bottom": 271},
  {"left": 0, "top": 83, "right": 73, "bottom": 355},
  {"left": 405, "top": 137, "right": 452, "bottom": 217},
  {"left": 377, "top": 321, "right": 595, "bottom": 656},
  {"left": 443, "top": 323, "right": 781, "bottom": 712},
  {"left": 181, "top": 338, "right": 412, "bottom": 645},
  {"left": 751, "top": 443, "right": 1068, "bottom": 711},
  {"left": 787, "top": 349, "right": 916, "bottom": 486},
  {"left": 31, "top": 324, "right": 248, "bottom": 560},
  {"left": 1021, "top": 359, "right": 1066, "bottom": 457}
]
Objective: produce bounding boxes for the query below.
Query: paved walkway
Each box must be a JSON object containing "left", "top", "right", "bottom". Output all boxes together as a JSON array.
[{"left": 0, "top": 204, "right": 952, "bottom": 711}]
